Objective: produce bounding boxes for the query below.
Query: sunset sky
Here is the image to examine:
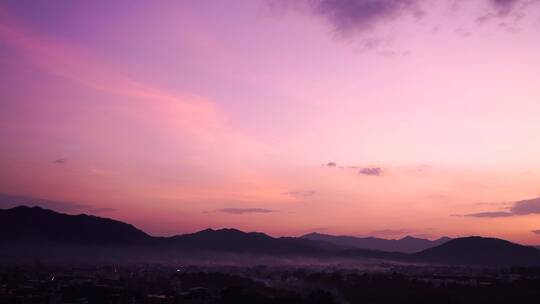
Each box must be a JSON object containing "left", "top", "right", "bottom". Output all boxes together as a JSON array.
[{"left": 1, "top": 0, "right": 540, "bottom": 244}]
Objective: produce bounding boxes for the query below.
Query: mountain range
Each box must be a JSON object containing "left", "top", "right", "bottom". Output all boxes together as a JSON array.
[
  {"left": 0, "top": 205, "right": 150, "bottom": 245},
  {"left": 1, "top": 206, "right": 539, "bottom": 267},
  {"left": 301, "top": 232, "right": 451, "bottom": 253}
]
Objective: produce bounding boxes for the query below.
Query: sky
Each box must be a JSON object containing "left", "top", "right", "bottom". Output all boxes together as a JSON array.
[{"left": 1, "top": 0, "right": 540, "bottom": 244}]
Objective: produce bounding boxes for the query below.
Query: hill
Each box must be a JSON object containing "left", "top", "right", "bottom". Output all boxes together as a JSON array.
[
  {"left": 168, "top": 228, "right": 338, "bottom": 256},
  {"left": 301, "top": 232, "right": 451, "bottom": 253},
  {"left": 415, "top": 236, "right": 540, "bottom": 266},
  {"left": 2, "top": 206, "right": 540, "bottom": 266},
  {"left": 0, "top": 206, "right": 150, "bottom": 245}
]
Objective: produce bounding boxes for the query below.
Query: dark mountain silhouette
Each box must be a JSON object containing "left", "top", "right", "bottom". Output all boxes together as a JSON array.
[
  {"left": 169, "top": 228, "right": 337, "bottom": 255},
  {"left": 337, "top": 237, "right": 540, "bottom": 266},
  {"left": 413, "top": 236, "right": 540, "bottom": 266},
  {"left": 1, "top": 206, "right": 540, "bottom": 266},
  {"left": 301, "top": 232, "right": 451, "bottom": 253},
  {"left": 0, "top": 206, "right": 150, "bottom": 245},
  {"left": 0, "top": 206, "right": 338, "bottom": 261}
]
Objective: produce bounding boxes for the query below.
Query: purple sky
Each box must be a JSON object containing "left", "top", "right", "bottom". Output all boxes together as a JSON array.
[{"left": 1, "top": 0, "right": 540, "bottom": 243}]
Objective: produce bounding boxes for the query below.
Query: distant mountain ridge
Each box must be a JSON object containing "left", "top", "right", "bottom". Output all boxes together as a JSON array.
[
  {"left": 1, "top": 206, "right": 540, "bottom": 266},
  {"left": 416, "top": 236, "right": 540, "bottom": 266},
  {"left": 0, "top": 206, "right": 150, "bottom": 245},
  {"left": 168, "top": 228, "right": 337, "bottom": 255},
  {"left": 301, "top": 232, "right": 451, "bottom": 253}
]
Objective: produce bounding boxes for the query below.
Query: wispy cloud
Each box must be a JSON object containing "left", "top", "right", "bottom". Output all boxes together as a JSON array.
[
  {"left": 464, "top": 211, "right": 514, "bottom": 218},
  {"left": 53, "top": 158, "right": 67, "bottom": 164},
  {"left": 217, "top": 208, "right": 276, "bottom": 215},
  {"left": 465, "top": 197, "right": 540, "bottom": 218},
  {"left": 0, "top": 16, "right": 218, "bottom": 126},
  {"left": 532, "top": 229, "right": 540, "bottom": 235},
  {"left": 285, "top": 190, "right": 317, "bottom": 198},
  {"left": 323, "top": 162, "right": 384, "bottom": 176},
  {"left": 271, "top": 0, "right": 538, "bottom": 46},
  {"left": 0, "top": 8, "right": 266, "bottom": 159},
  {"left": 475, "top": 0, "right": 534, "bottom": 25},
  {"left": 271, "top": 0, "right": 424, "bottom": 37},
  {"left": 489, "top": 0, "right": 522, "bottom": 15},
  {"left": 358, "top": 167, "right": 382, "bottom": 176},
  {"left": 509, "top": 197, "right": 540, "bottom": 215}
]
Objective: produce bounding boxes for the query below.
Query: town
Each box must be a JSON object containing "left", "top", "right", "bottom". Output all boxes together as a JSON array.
[{"left": 2, "top": 263, "right": 540, "bottom": 303}]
